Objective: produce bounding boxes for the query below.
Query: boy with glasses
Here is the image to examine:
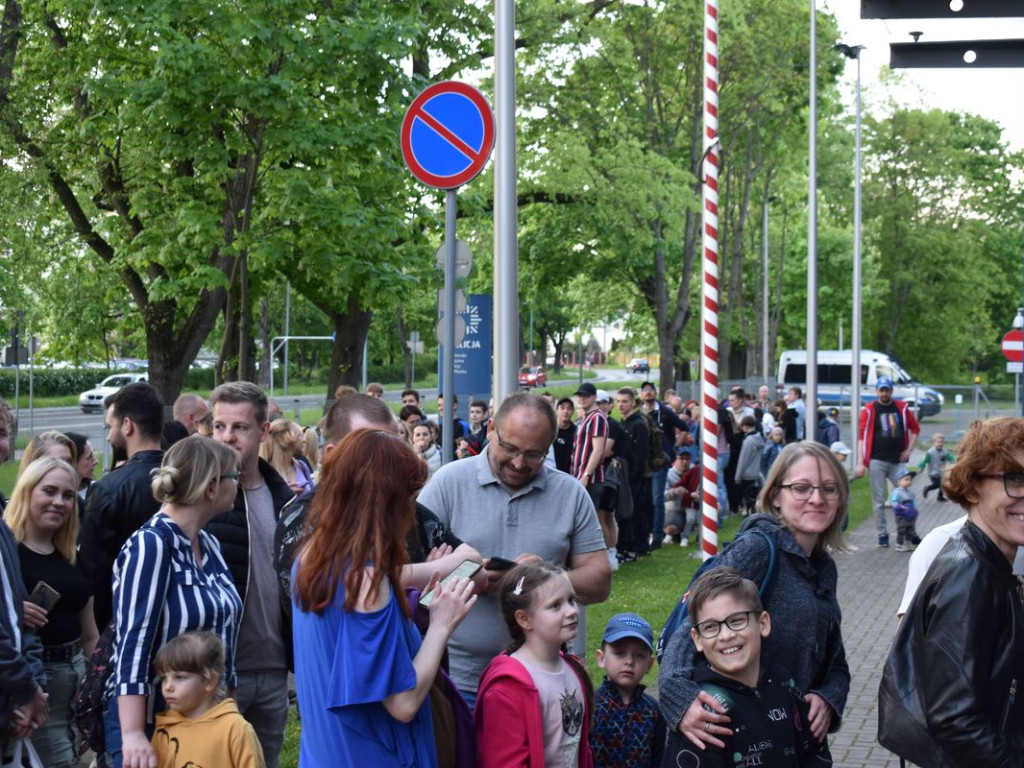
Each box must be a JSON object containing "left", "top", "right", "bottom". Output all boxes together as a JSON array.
[{"left": 663, "top": 567, "right": 821, "bottom": 767}]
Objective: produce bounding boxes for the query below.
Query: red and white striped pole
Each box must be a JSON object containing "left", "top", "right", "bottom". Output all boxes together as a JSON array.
[{"left": 700, "top": 0, "right": 720, "bottom": 560}]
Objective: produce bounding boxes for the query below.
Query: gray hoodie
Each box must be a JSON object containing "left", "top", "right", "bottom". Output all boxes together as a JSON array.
[{"left": 736, "top": 430, "right": 766, "bottom": 482}]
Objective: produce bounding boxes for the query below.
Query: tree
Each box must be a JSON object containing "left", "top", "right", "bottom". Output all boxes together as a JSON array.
[
  {"left": 512, "top": 0, "right": 843, "bottom": 390},
  {"left": 0, "top": 0, "right": 443, "bottom": 401},
  {"left": 861, "top": 107, "right": 1022, "bottom": 380}
]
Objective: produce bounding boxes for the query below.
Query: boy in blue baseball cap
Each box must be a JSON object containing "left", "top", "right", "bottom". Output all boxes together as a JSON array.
[{"left": 591, "top": 613, "right": 665, "bottom": 767}]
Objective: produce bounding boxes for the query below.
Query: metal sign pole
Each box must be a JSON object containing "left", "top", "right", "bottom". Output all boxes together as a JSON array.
[
  {"left": 442, "top": 190, "right": 457, "bottom": 465},
  {"left": 493, "top": 0, "right": 519, "bottom": 407}
]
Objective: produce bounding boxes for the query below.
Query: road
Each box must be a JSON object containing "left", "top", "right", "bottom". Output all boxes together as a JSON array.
[{"left": 11, "top": 365, "right": 653, "bottom": 439}]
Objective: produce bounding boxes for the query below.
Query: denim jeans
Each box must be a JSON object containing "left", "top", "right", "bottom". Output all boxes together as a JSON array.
[
  {"left": 234, "top": 669, "right": 289, "bottom": 768},
  {"left": 650, "top": 467, "right": 669, "bottom": 547},
  {"left": 103, "top": 696, "right": 123, "bottom": 768},
  {"left": 717, "top": 452, "right": 731, "bottom": 518},
  {"left": 32, "top": 654, "right": 85, "bottom": 768},
  {"left": 869, "top": 459, "right": 904, "bottom": 537}
]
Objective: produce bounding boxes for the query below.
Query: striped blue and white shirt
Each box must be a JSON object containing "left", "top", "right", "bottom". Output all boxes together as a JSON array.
[{"left": 107, "top": 511, "right": 242, "bottom": 699}]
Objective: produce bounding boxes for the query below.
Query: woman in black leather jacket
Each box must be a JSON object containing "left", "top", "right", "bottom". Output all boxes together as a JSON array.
[{"left": 879, "top": 417, "right": 1024, "bottom": 767}]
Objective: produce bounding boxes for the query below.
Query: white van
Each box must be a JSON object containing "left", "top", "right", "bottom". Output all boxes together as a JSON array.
[{"left": 777, "top": 349, "right": 943, "bottom": 417}]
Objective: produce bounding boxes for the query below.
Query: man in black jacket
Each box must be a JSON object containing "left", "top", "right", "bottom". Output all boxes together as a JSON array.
[
  {"left": 616, "top": 387, "right": 651, "bottom": 559},
  {"left": 206, "top": 381, "right": 293, "bottom": 768},
  {"left": 640, "top": 381, "right": 688, "bottom": 548},
  {"left": 79, "top": 381, "right": 165, "bottom": 628}
]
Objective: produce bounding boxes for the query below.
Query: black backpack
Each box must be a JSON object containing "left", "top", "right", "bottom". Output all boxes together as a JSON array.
[{"left": 643, "top": 410, "right": 672, "bottom": 472}]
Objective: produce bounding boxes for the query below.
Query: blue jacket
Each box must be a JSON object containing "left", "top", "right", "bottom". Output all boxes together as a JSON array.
[{"left": 658, "top": 514, "right": 849, "bottom": 745}]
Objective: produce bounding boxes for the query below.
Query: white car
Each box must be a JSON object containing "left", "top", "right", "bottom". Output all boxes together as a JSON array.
[{"left": 79, "top": 373, "right": 148, "bottom": 413}]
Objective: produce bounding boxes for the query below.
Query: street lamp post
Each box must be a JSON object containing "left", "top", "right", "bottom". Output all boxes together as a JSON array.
[
  {"left": 836, "top": 42, "right": 865, "bottom": 465},
  {"left": 806, "top": 0, "right": 819, "bottom": 419},
  {"left": 762, "top": 195, "right": 776, "bottom": 385}
]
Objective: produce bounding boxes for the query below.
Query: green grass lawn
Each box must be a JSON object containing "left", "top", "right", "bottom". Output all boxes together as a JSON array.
[{"left": 276, "top": 476, "right": 874, "bottom": 766}]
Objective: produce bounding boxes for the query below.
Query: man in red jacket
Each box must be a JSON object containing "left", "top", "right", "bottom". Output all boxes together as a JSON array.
[{"left": 855, "top": 376, "right": 919, "bottom": 548}]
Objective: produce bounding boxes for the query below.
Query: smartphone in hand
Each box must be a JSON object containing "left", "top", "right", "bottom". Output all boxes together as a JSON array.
[
  {"left": 419, "top": 559, "right": 482, "bottom": 607},
  {"left": 485, "top": 556, "right": 517, "bottom": 572},
  {"left": 27, "top": 581, "right": 60, "bottom": 612}
]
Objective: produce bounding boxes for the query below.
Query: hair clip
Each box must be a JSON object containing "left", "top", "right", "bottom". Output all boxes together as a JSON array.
[{"left": 513, "top": 576, "right": 525, "bottom": 596}]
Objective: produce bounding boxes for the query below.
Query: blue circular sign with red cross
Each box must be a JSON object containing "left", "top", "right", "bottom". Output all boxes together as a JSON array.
[{"left": 401, "top": 81, "right": 495, "bottom": 190}]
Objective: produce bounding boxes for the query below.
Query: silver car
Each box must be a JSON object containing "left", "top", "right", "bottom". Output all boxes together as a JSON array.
[{"left": 78, "top": 373, "right": 148, "bottom": 413}]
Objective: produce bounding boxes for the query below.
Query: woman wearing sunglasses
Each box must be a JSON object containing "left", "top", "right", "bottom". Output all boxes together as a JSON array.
[
  {"left": 880, "top": 417, "right": 1024, "bottom": 766},
  {"left": 660, "top": 441, "right": 850, "bottom": 764}
]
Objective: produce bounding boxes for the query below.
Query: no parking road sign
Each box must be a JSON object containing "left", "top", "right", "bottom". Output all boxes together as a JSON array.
[{"left": 401, "top": 81, "right": 494, "bottom": 189}]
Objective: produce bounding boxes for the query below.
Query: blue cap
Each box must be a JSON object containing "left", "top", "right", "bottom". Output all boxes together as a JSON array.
[
  {"left": 876, "top": 376, "right": 894, "bottom": 390},
  {"left": 602, "top": 613, "right": 654, "bottom": 651},
  {"left": 895, "top": 467, "right": 916, "bottom": 481}
]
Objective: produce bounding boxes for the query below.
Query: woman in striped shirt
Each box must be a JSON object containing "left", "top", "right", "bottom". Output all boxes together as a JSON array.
[{"left": 104, "top": 435, "right": 243, "bottom": 768}]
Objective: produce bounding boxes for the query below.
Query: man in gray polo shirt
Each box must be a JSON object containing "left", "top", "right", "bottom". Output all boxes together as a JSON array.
[{"left": 418, "top": 391, "right": 611, "bottom": 706}]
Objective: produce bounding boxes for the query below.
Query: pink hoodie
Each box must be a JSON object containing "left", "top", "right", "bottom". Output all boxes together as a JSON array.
[{"left": 474, "top": 652, "right": 593, "bottom": 768}]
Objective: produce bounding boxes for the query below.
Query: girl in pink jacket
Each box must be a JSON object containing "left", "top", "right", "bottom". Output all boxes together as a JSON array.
[{"left": 475, "top": 563, "right": 593, "bottom": 768}]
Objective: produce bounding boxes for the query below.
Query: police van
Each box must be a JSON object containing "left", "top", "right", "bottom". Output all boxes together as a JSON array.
[{"left": 777, "top": 349, "right": 943, "bottom": 417}]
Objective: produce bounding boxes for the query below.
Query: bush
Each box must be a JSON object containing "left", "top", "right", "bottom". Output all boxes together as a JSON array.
[
  {"left": 0, "top": 368, "right": 121, "bottom": 398},
  {"left": 0, "top": 366, "right": 220, "bottom": 399}
]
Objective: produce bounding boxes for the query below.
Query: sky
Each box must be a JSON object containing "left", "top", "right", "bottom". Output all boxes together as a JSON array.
[{"left": 825, "top": 1, "right": 1024, "bottom": 150}]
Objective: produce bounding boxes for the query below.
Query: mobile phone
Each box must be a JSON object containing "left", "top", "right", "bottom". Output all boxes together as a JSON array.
[
  {"left": 27, "top": 581, "right": 60, "bottom": 612},
  {"left": 485, "top": 556, "right": 517, "bottom": 572},
  {"left": 419, "top": 559, "right": 482, "bottom": 607}
]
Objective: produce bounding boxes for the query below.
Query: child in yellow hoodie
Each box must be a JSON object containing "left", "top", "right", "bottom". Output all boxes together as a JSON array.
[{"left": 151, "top": 631, "right": 266, "bottom": 768}]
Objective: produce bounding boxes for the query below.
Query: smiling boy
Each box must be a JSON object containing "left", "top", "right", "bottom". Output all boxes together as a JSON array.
[
  {"left": 672, "top": 567, "right": 823, "bottom": 768},
  {"left": 590, "top": 613, "right": 665, "bottom": 768}
]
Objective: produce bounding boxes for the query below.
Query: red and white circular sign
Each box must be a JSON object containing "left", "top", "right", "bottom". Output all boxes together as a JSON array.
[{"left": 1002, "top": 329, "right": 1023, "bottom": 363}]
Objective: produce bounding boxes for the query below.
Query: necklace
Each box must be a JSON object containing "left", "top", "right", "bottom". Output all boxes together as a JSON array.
[{"left": 21, "top": 540, "right": 54, "bottom": 555}]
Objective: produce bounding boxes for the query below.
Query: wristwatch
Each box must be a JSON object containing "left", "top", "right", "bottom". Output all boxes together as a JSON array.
[{"left": 583, "top": 472, "right": 592, "bottom": 479}]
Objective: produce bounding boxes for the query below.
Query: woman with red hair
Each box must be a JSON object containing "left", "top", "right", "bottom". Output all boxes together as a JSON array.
[
  {"left": 880, "top": 417, "right": 1024, "bottom": 765},
  {"left": 291, "top": 429, "right": 477, "bottom": 767}
]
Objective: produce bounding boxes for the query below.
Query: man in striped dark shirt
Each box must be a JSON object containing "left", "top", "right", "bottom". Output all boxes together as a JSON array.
[{"left": 571, "top": 382, "right": 608, "bottom": 495}]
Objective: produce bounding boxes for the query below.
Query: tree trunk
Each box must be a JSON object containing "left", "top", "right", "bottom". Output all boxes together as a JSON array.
[
  {"left": 256, "top": 296, "right": 271, "bottom": 388},
  {"left": 396, "top": 303, "right": 413, "bottom": 388},
  {"left": 323, "top": 294, "right": 372, "bottom": 399}
]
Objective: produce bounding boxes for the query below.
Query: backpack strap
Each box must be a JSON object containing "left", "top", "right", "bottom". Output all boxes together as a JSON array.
[{"left": 744, "top": 528, "right": 780, "bottom": 605}]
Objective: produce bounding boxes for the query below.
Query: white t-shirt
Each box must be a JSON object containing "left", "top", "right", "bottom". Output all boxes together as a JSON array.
[{"left": 897, "top": 515, "right": 1024, "bottom": 616}]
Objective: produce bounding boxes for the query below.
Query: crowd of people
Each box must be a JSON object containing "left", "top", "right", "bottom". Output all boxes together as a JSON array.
[{"left": 0, "top": 370, "right": 1018, "bottom": 768}]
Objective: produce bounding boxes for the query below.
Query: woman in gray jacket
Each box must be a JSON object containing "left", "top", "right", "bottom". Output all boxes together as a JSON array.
[{"left": 659, "top": 442, "right": 851, "bottom": 763}]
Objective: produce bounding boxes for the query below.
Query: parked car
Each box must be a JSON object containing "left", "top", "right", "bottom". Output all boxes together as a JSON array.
[
  {"left": 625, "top": 357, "right": 650, "bottom": 374},
  {"left": 78, "top": 373, "right": 148, "bottom": 413},
  {"left": 518, "top": 365, "right": 547, "bottom": 388}
]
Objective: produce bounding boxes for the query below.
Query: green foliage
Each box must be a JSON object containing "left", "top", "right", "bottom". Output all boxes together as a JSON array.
[{"left": 0, "top": 368, "right": 119, "bottom": 399}]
